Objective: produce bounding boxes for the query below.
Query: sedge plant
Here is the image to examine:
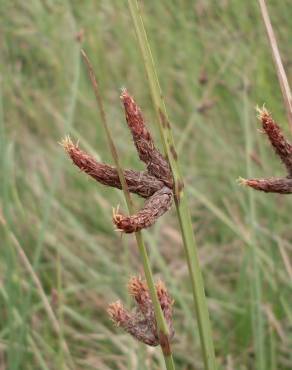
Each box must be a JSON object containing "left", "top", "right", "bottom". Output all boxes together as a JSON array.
[
  {"left": 62, "top": 50, "right": 176, "bottom": 369},
  {"left": 127, "top": 1, "right": 217, "bottom": 369}
]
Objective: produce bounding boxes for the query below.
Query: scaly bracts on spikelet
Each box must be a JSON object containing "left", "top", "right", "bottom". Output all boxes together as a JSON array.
[
  {"left": 113, "top": 187, "right": 173, "bottom": 233},
  {"left": 121, "top": 89, "right": 173, "bottom": 188},
  {"left": 107, "top": 276, "right": 174, "bottom": 346},
  {"left": 62, "top": 137, "right": 164, "bottom": 198},
  {"left": 240, "top": 107, "right": 292, "bottom": 194},
  {"left": 62, "top": 89, "right": 173, "bottom": 232}
]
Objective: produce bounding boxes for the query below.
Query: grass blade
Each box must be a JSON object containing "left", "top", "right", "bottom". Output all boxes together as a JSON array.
[{"left": 0, "top": 215, "right": 74, "bottom": 370}]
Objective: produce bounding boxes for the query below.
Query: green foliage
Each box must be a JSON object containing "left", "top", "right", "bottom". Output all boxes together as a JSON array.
[{"left": 1, "top": 1, "right": 292, "bottom": 369}]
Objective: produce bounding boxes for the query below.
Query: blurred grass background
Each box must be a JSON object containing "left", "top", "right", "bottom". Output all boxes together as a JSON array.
[{"left": 1, "top": 1, "right": 292, "bottom": 369}]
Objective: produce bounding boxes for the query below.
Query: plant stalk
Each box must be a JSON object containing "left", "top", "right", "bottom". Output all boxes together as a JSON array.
[
  {"left": 127, "top": 1, "right": 217, "bottom": 369},
  {"left": 81, "top": 50, "right": 175, "bottom": 370},
  {"left": 243, "top": 82, "right": 265, "bottom": 370},
  {"left": 258, "top": 0, "right": 292, "bottom": 131}
]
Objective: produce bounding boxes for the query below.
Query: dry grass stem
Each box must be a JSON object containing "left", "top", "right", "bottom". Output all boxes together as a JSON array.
[{"left": 258, "top": 0, "right": 292, "bottom": 131}]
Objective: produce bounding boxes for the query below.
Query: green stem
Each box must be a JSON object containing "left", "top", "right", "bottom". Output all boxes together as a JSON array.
[
  {"left": 81, "top": 50, "right": 175, "bottom": 370},
  {"left": 127, "top": 1, "right": 217, "bottom": 369},
  {"left": 243, "top": 82, "right": 265, "bottom": 370}
]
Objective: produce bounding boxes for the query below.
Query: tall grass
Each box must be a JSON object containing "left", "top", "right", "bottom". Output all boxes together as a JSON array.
[{"left": 1, "top": 1, "right": 292, "bottom": 369}]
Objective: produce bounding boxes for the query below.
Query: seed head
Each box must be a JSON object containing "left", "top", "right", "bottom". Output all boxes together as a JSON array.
[
  {"left": 62, "top": 137, "right": 165, "bottom": 198},
  {"left": 241, "top": 177, "right": 292, "bottom": 194},
  {"left": 128, "top": 276, "right": 150, "bottom": 304},
  {"left": 257, "top": 107, "right": 292, "bottom": 176},
  {"left": 156, "top": 280, "right": 174, "bottom": 338},
  {"left": 240, "top": 107, "right": 292, "bottom": 194},
  {"left": 120, "top": 89, "right": 173, "bottom": 188},
  {"left": 108, "top": 276, "right": 174, "bottom": 347},
  {"left": 113, "top": 187, "right": 173, "bottom": 233},
  {"left": 120, "top": 89, "right": 152, "bottom": 142},
  {"left": 128, "top": 276, "right": 155, "bottom": 331},
  {"left": 107, "top": 300, "right": 131, "bottom": 327},
  {"left": 62, "top": 89, "right": 174, "bottom": 233}
]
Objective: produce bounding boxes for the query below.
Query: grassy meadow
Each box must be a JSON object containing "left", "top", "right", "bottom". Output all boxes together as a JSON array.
[{"left": 1, "top": 1, "right": 292, "bottom": 369}]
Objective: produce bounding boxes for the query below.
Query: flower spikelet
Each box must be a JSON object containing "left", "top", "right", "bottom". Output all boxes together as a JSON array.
[
  {"left": 120, "top": 89, "right": 173, "bottom": 188},
  {"left": 113, "top": 187, "right": 173, "bottom": 233},
  {"left": 156, "top": 280, "right": 175, "bottom": 338},
  {"left": 240, "top": 108, "right": 292, "bottom": 194},
  {"left": 62, "top": 137, "right": 165, "bottom": 198},
  {"left": 258, "top": 107, "right": 292, "bottom": 176},
  {"left": 240, "top": 177, "right": 292, "bottom": 194},
  {"left": 62, "top": 89, "right": 174, "bottom": 233},
  {"left": 108, "top": 277, "right": 174, "bottom": 347},
  {"left": 107, "top": 300, "right": 131, "bottom": 327}
]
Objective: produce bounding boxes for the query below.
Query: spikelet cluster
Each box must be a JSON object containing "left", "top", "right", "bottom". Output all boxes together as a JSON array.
[
  {"left": 62, "top": 89, "right": 173, "bottom": 232},
  {"left": 108, "top": 276, "right": 174, "bottom": 346}
]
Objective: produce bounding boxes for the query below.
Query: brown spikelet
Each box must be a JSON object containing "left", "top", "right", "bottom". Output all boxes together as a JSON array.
[
  {"left": 128, "top": 276, "right": 150, "bottom": 305},
  {"left": 120, "top": 89, "right": 152, "bottom": 144},
  {"left": 240, "top": 108, "right": 292, "bottom": 195},
  {"left": 258, "top": 107, "right": 292, "bottom": 176},
  {"left": 108, "top": 277, "right": 174, "bottom": 347},
  {"left": 61, "top": 137, "right": 164, "bottom": 198},
  {"left": 107, "top": 300, "right": 157, "bottom": 345},
  {"left": 156, "top": 280, "right": 175, "bottom": 339},
  {"left": 241, "top": 177, "right": 292, "bottom": 194},
  {"left": 120, "top": 89, "right": 173, "bottom": 188},
  {"left": 107, "top": 300, "right": 131, "bottom": 327},
  {"left": 113, "top": 187, "right": 173, "bottom": 233},
  {"left": 128, "top": 276, "right": 156, "bottom": 333},
  {"left": 62, "top": 89, "right": 174, "bottom": 233}
]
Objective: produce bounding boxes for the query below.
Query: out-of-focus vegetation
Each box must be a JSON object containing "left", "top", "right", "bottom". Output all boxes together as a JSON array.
[{"left": 1, "top": 1, "right": 292, "bottom": 369}]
